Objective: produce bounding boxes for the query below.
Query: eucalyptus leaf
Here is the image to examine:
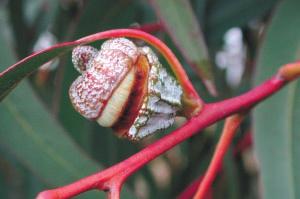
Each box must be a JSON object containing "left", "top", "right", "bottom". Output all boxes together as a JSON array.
[
  {"left": 0, "top": 15, "right": 134, "bottom": 199},
  {"left": 149, "top": 0, "right": 215, "bottom": 94},
  {"left": 205, "top": 0, "right": 278, "bottom": 49},
  {"left": 254, "top": 0, "right": 300, "bottom": 198}
]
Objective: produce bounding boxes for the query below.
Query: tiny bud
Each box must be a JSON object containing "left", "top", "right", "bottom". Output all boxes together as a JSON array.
[{"left": 72, "top": 45, "right": 98, "bottom": 73}]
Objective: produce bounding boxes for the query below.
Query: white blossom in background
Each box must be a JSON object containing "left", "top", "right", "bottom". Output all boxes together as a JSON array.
[
  {"left": 33, "top": 31, "right": 58, "bottom": 70},
  {"left": 216, "top": 27, "right": 246, "bottom": 87}
]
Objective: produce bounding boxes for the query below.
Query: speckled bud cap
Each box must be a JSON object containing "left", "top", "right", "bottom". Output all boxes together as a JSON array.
[{"left": 69, "top": 38, "right": 138, "bottom": 119}]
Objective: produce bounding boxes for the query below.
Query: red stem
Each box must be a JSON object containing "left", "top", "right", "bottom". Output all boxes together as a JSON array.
[
  {"left": 77, "top": 29, "right": 203, "bottom": 115},
  {"left": 0, "top": 29, "right": 202, "bottom": 115},
  {"left": 37, "top": 75, "right": 286, "bottom": 199},
  {"left": 193, "top": 114, "right": 245, "bottom": 199}
]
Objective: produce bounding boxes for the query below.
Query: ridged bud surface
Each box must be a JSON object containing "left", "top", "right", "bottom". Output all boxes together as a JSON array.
[{"left": 69, "top": 39, "right": 138, "bottom": 119}]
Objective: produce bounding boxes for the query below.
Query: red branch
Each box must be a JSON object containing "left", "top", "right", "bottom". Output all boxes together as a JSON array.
[
  {"left": 0, "top": 29, "right": 202, "bottom": 115},
  {"left": 193, "top": 114, "right": 245, "bottom": 199},
  {"left": 37, "top": 73, "right": 289, "bottom": 199},
  {"left": 77, "top": 29, "right": 203, "bottom": 115}
]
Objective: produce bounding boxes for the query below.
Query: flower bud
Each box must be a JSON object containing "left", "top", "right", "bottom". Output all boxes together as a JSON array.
[{"left": 69, "top": 38, "right": 182, "bottom": 140}]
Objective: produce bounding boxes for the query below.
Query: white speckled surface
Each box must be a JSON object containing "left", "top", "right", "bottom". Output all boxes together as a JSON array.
[{"left": 69, "top": 39, "right": 138, "bottom": 119}]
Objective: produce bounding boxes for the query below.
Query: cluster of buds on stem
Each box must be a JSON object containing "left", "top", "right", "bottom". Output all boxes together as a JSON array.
[{"left": 69, "top": 38, "right": 183, "bottom": 140}]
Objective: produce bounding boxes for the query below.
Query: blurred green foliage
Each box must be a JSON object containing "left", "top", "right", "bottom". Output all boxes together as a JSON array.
[{"left": 0, "top": 0, "right": 299, "bottom": 199}]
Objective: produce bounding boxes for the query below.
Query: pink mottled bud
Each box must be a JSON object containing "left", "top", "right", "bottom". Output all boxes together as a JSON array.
[
  {"left": 72, "top": 45, "right": 98, "bottom": 73},
  {"left": 69, "top": 42, "right": 136, "bottom": 119}
]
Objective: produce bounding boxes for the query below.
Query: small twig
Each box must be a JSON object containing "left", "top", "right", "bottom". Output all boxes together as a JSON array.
[{"left": 193, "top": 114, "right": 245, "bottom": 199}]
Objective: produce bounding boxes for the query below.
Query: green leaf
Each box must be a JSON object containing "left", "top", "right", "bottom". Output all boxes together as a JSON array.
[
  {"left": 0, "top": 73, "right": 107, "bottom": 198},
  {"left": 0, "top": 81, "right": 107, "bottom": 198},
  {"left": 0, "top": 44, "right": 76, "bottom": 101},
  {"left": 254, "top": 0, "right": 300, "bottom": 198},
  {"left": 149, "top": 0, "right": 216, "bottom": 95},
  {"left": 0, "top": 17, "right": 134, "bottom": 199}
]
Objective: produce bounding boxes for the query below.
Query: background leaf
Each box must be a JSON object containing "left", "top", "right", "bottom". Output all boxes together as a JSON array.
[
  {"left": 149, "top": 0, "right": 216, "bottom": 95},
  {"left": 0, "top": 82, "right": 101, "bottom": 187},
  {"left": 0, "top": 43, "right": 76, "bottom": 101},
  {"left": 204, "top": 0, "right": 278, "bottom": 49},
  {"left": 254, "top": 0, "right": 300, "bottom": 198},
  {"left": 0, "top": 8, "right": 134, "bottom": 198}
]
